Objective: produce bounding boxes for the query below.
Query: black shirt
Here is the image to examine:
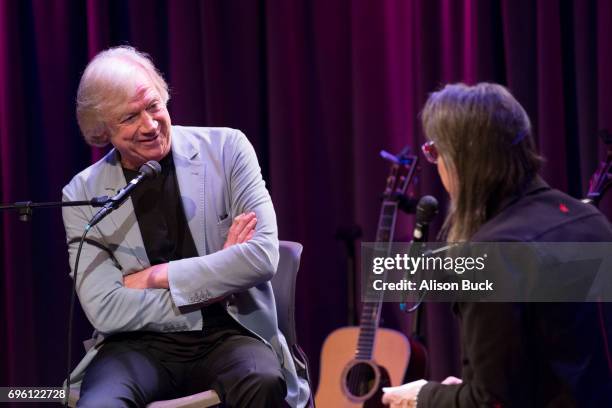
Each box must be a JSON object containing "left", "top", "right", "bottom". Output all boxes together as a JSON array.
[{"left": 122, "top": 154, "right": 199, "bottom": 265}]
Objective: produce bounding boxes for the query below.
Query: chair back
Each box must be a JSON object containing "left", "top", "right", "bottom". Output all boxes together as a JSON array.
[{"left": 270, "top": 240, "right": 303, "bottom": 346}]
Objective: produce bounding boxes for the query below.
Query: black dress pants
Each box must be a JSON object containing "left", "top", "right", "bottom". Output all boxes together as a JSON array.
[{"left": 77, "top": 318, "right": 287, "bottom": 408}]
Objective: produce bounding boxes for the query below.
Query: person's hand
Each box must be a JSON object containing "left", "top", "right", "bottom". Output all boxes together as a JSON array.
[
  {"left": 124, "top": 263, "right": 169, "bottom": 289},
  {"left": 223, "top": 212, "right": 257, "bottom": 249},
  {"left": 441, "top": 376, "right": 462, "bottom": 385},
  {"left": 382, "top": 379, "right": 427, "bottom": 407}
]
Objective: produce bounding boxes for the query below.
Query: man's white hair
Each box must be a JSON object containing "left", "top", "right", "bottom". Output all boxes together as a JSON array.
[{"left": 76, "top": 46, "right": 170, "bottom": 146}]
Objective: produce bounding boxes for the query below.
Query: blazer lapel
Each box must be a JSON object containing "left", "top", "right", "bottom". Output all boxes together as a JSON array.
[{"left": 171, "top": 128, "right": 207, "bottom": 256}]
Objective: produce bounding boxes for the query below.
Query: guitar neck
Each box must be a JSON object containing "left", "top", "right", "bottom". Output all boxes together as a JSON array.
[{"left": 355, "top": 200, "right": 399, "bottom": 360}]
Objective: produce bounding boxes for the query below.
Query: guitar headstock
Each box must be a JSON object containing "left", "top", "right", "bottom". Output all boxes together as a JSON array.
[
  {"left": 585, "top": 130, "right": 612, "bottom": 207},
  {"left": 380, "top": 147, "right": 419, "bottom": 200}
]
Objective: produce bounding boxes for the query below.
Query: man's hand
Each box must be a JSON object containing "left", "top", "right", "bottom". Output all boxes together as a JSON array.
[
  {"left": 223, "top": 212, "right": 257, "bottom": 249},
  {"left": 124, "top": 263, "right": 169, "bottom": 289},
  {"left": 382, "top": 379, "right": 427, "bottom": 408}
]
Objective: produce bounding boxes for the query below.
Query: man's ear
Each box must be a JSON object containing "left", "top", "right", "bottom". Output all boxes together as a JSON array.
[
  {"left": 88, "top": 125, "right": 112, "bottom": 148},
  {"left": 99, "top": 122, "right": 114, "bottom": 145}
]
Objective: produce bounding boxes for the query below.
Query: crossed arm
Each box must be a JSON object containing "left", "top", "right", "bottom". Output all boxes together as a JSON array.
[{"left": 123, "top": 212, "right": 258, "bottom": 289}]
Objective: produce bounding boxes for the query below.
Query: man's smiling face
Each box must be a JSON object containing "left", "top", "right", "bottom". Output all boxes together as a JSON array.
[{"left": 108, "top": 70, "right": 172, "bottom": 170}]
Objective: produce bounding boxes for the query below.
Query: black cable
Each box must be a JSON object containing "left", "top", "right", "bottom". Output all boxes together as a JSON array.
[{"left": 64, "top": 226, "right": 90, "bottom": 408}]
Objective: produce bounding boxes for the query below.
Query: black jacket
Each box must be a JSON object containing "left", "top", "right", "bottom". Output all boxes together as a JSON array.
[{"left": 418, "top": 177, "right": 612, "bottom": 407}]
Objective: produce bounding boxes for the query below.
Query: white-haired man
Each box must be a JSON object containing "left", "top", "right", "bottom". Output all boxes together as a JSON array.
[{"left": 62, "top": 46, "right": 309, "bottom": 407}]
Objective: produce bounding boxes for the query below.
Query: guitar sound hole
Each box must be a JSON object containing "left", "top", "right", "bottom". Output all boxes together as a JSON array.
[{"left": 345, "top": 362, "right": 377, "bottom": 397}]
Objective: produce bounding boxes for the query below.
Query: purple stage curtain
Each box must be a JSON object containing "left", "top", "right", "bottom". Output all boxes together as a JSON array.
[{"left": 1, "top": 0, "right": 612, "bottom": 396}]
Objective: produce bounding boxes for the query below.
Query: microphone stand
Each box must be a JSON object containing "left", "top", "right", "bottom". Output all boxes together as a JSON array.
[{"left": 0, "top": 196, "right": 110, "bottom": 221}]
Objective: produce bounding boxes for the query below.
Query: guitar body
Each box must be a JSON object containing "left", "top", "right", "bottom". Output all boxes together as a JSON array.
[{"left": 316, "top": 327, "right": 410, "bottom": 408}]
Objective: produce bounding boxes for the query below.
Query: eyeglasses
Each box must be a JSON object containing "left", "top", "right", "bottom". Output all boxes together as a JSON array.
[{"left": 421, "top": 140, "right": 438, "bottom": 164}]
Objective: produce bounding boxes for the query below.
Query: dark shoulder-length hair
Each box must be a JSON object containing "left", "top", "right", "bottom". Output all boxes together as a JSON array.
[{"left": 421, "top": 83, "right": 543, "bottom": 242}]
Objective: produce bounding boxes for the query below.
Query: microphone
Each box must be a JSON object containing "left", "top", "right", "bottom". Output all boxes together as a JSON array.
[
  {"left": 86, "top": 160, "right": 161, "bottom": 229},
  {"left": 412, "top": 195, "right": 439, "bottom": 242},
  {"left": 400, "top": 195, "right": 439, "bottom": 313}
]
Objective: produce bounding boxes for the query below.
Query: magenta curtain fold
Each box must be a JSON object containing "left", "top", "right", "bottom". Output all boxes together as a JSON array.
[{"left": 1, "top": 0, "right": 611, "bottom": 395}]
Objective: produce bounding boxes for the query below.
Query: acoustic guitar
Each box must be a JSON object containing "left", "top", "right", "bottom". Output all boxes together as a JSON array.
[{"left": 315, "top": 148, "right": 418, "bottom": 407}]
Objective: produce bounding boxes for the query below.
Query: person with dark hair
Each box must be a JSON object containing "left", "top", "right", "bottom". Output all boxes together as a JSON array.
[
  {"left": 62, "top": 46, "right": 310, "bottom": 407},
  {"left": 382, "top": 83, "right": 612, "bottom": 407}
]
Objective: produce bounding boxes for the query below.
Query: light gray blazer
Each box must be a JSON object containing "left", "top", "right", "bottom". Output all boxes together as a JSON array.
[{"left": 62, "top": 126, "right": 309, "bottom": 407}]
